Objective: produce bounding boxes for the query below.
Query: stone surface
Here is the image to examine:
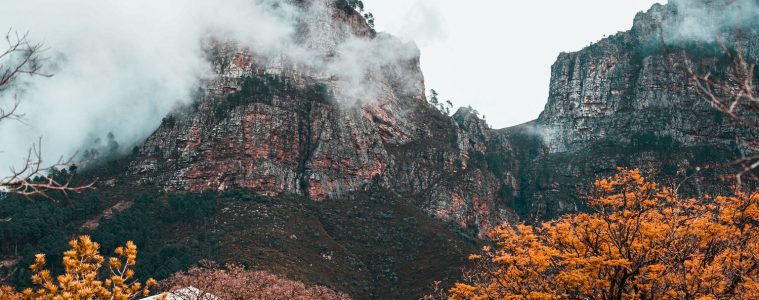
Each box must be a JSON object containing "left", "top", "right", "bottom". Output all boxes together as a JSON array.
[
  {"left": 129, "top": 0, "right": 756, "bottom": 234},
  {"left": 510, "top": 0, "right": 758, "bottom": 220},
  {"left": 128, "top": 0, "right": 515, "bottom": 236}
]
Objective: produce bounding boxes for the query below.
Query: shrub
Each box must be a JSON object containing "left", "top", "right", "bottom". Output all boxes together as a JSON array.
[
  {"left": 160, "top": 261, "right": 350, "bottom": 300},
  {"left": 0, "top": 236, "right": 160, "bottom": 300},
  {"left": 444, "top": 169, "right": 759, "bottom": 299}
]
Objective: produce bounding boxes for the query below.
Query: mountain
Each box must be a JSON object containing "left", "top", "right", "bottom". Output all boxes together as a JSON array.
[
  {"left": 1, "top": 0, "right": 756, "bottom": 299},
  {"left": 128, "top": 0, "right": 517, "bottom": 238},
  {"left": 129, "top": 0, "right": 757, "bottom": 231},
  {"left": 509, "top": 0, "right": 758, "bottom": 221}
]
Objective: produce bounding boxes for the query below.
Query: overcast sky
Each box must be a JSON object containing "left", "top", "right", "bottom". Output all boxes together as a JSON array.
[{"left": 364, "top": 0, "right": 665, "bottom": 128}]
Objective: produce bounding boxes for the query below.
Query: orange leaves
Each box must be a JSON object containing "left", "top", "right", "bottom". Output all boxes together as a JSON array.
[
  {"left": 0, "top": 236, "right": 161, "bottom": 300},
  {"left": 594, "top": 178, "right": 615, "bottom": 192},
  {"left": 449, "top": 169, "right": 759, "bottom": 300},
  {"left": 30, "top": 255, "right": 45, "bottom": 273},
  {"left": 448, "top": 284, "right": 478, "bottom": 300}
]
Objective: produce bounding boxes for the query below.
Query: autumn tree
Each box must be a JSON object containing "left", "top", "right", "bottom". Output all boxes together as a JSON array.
[
  {"left": 446, "top": 169, "right": 758, "bottom": 300},
  {"left": 0, "top": 29, "right": 94, "bottom": 200},
  {"left": 160, "top": 261, "right": 350, "bottom": 300},
  {"left": 0, "top": 235, "right": 161, "bottom": 300}
]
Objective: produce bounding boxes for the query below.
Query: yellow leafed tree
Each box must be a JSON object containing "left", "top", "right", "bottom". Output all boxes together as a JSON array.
[
  {"left": 0, "top": 235, "right": 161, "bottom": 300},
  {"left": 449, "top": 169, "right": 758, "bottom": 300}
]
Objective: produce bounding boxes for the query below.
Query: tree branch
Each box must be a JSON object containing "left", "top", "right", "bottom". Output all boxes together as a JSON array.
[
  {"left": 685, "top": 39, "right": 759, "bottom": 186},
  {"left": 0, "top": 28, "right": 96, "bottom": 200},
  {"left": 0, "top": 139, "right": 96, "bottom": 201}
]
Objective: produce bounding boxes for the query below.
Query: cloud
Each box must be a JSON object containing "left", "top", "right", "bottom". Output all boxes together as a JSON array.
[
  {"left": 666, "top": 0, "right": 759, "bottom": 43},
  {"left": 383, "top": 0, "right": 447, "bottom": 47},
  {"left": 0, "top": 0, "right": 419, "bottom": 174},
  {"left": 326, "top": 33, "right": 421, "bottom": 102},
  {"left": 0, "top": 0, "right": 297, "bottom": 171}
]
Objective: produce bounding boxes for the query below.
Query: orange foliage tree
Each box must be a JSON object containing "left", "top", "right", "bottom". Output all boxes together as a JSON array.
[
  {"left": 448, "top": 169, "right": 758, "bottom": 300},
  {"left": 0, "top": 235, "right": 160, "bottom": 300}
]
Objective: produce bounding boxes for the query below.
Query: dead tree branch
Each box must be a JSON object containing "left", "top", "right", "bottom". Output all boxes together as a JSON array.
[
  {"left": 0, "top": 139, "right": 96, "bottom": 202},
  {"left": 0, "top": 29, "right": 95, "bottom": 200},
  {"left": 0, "top": 29, "right": 51, "bottom": 123},
  {"left": 685, "top": 39, "right": 759, "bottom": 186}
]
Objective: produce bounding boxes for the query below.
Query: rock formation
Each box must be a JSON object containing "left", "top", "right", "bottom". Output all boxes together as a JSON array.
[{"left": 128, "top": 0, "right": 756, "bottom": 233}]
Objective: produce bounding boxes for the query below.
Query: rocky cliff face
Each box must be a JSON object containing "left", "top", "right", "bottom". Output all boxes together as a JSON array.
[
  {"left": 128, "top": 0, "right": 517, "bottom": 237},
  {"left": 512, "top": 0, "right": 758, "bottom": 220},
  {"left": 128, "top": 0, "right": 756, "bottom": 233},
  {"left": 538, "top": 2, "right": 756, "bottom": 154}
]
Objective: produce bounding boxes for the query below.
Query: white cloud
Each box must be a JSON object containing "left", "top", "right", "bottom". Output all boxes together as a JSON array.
[
  {"left": 0, "top": 0, "right": 425, "bottom": 174},
  {"left": 0, "top": 0, "right": 304, "bottom": 174}
]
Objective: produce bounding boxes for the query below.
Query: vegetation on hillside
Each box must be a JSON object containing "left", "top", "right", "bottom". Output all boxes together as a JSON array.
[
  {"left": 0, "top": 191, "right": 217, "bottom": 287},
  {"left": 335, "top": 0, "right": 375, "bottom": 29},
  {"left": 160, "top": 261, "right": 349, "bottom": 300},
  {"left": 214, "top": 74, "right": 332, "bottom": 119},
  {"left": 0, "top": 186, "right": 477, "bottom": 299},
  {"left": 427, "top": 89, "right": 454, "bottom": 116}
]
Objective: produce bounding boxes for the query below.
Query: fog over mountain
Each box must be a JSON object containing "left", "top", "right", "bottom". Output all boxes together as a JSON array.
[
  {"left": 1, "top": 0, "right": 756, "bottom": 174},
  {"left": 0, "top": 0, "right": 417, "bottom": 174}
]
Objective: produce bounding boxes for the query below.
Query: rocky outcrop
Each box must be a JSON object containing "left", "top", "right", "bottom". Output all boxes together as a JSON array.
[
  {"left": 510, "top": 0, "right": 758, "bottom": 220},
  {"left": 537, "top": 2, "right": 756, "bottom": 154},
  {"left": 128, "top": 0, "right": 517, "bottom": 236},
  {"left": 128, "top": 0, "right": 756, "bottom": 233}
]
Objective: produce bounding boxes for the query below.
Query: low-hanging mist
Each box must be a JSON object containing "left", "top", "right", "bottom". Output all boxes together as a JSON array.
[
  {"left": 667, "top": 0, "right": 759, "bottom": 43},
  {"left": 0, "top": 0, "right": 418, "bottom": 174}
]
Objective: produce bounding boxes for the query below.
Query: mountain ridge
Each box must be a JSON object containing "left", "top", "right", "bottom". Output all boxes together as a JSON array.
[
  {"left": 2, "top": 1, "right": 756, "bottom": 299},
  {"left": 127, "top": 0, "right": 757, "bottom": 232}
]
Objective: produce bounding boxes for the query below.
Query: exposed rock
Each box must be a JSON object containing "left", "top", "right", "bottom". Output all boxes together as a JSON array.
[
  {"left": 129, "top": 0, "right": 756, "bottom": 234},
  {"left": 513, "top": 0, "right": 758, "bottom": 220},
  {"left": 127, "top": 0, "right": 514, "bottom": 236},
  {"left": 81, "top": 200, "right": 133, "bottom": 230}
]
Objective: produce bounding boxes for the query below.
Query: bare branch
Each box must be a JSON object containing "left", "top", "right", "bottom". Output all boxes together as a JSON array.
[
  {"left": 0, "top": 29, "right": 51, "bottom": 123},
  {"left": 685, "top": 42, "right": 758, "bottom": 128},
  {"left": 0, "top": 139, "right": 96, "bottom": 201},
  {"left": 0, "top": 28, "right": 96, "bottom": 200},
  {"left": 0, "top": 30, "right": 51, "bottom": 95},
  {"left": 0, "top": 98, "right": 23, "bottom": 123},
  {"left": 685, "top": 39, "right": 759, "bottom": 186}
]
